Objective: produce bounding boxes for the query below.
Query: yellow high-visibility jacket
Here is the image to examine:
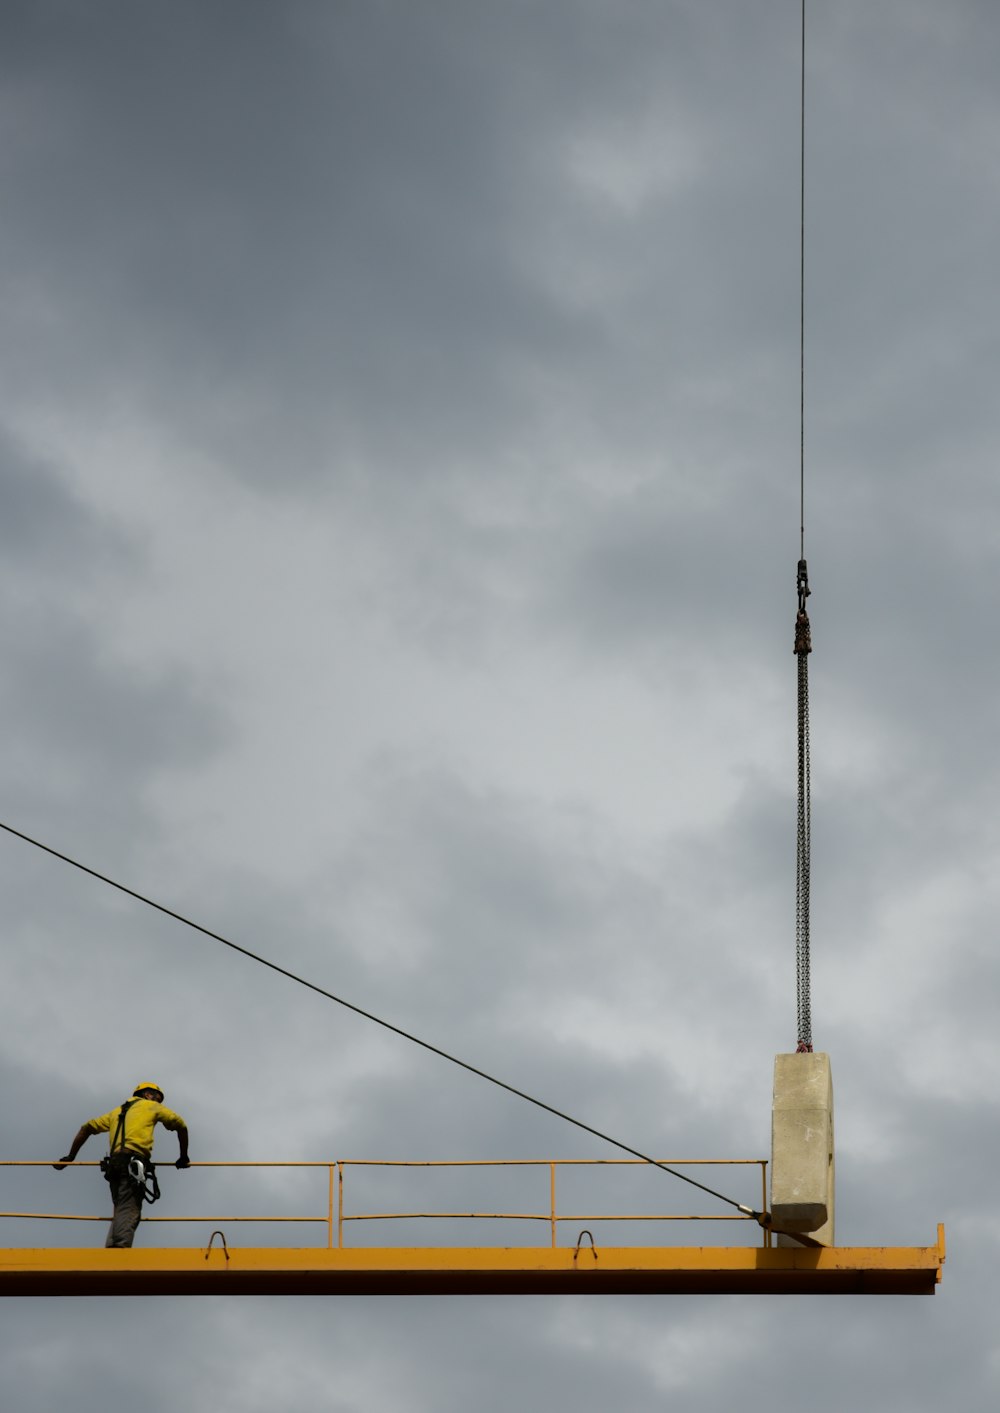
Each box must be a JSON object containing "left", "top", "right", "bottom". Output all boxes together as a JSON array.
[{"left": 85, "top": 1097, "right": 187, "bottom": 1159}]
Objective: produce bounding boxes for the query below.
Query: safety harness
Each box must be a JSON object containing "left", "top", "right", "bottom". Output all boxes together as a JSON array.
[{"left": 99, "top": 1100, "right": 161, "bottom": 1205}]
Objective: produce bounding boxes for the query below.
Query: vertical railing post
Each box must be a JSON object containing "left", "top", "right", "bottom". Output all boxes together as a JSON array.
[
  {"left": 761, "top": 1160, "right": 770, "bottom": 1248},
  {"left": 550, "top": 1162, "right": 557, "bottom": 1248},
  {"left": 337, "top": 1161, "right": 345, "bottom": 1249},
  {"left": 327, "top": 1165, "right": 335, "bottom": 1249}
]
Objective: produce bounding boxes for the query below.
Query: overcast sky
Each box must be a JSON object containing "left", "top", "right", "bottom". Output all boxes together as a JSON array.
[{"left": 2, "top": 1, "right": 998, "bottom": 1408}]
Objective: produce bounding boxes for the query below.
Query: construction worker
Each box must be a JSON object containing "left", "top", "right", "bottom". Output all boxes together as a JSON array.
[{"left": 53, "top": 1083, "right": 190, "bottom": 1248}]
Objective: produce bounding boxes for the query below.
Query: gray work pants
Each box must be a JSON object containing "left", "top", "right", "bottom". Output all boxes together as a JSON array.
[{"left": 104, "top": 1160, "right": 144, "bottom": 1248}]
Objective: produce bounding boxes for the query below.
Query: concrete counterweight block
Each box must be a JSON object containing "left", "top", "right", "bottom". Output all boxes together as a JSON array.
[{"left": 771, "top": 1052, "right": 834, "bottom": 1245}]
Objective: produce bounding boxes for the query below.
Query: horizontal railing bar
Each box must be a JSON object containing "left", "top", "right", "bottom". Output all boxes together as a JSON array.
[
  {"left": 330, "top": 1159, "right": 765, "bottom": 1168},
  {"left": 0, "top": 1213, "right": 329, "bottom": 1223},
  {"left": 0, "top": 1161, "right": 335, "bottom": 1169},
  {"left": 143, "top": 1216, "right": 329, "bottom": 1224},
  {"left": 0, "top": 1158, "right": 766, "bottom": 1169},
  {"left": 347, "top": 1212, "right": 552, "bottom": 1222},
  {"left": 557, "top": 1214, "right": 751, "bottom": 1223},
  {"left": 341, "top": 1213, "right": 752, "bottom": 1223}
]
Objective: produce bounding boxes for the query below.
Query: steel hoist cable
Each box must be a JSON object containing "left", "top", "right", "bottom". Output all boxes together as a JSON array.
[{"left": 794, "top": 0, "right": 814, "bottom": 1054}]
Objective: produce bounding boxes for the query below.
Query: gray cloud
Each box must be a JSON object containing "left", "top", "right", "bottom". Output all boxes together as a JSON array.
[{"left": 2, "top": 3, "right": 998, "bottom": 1410}]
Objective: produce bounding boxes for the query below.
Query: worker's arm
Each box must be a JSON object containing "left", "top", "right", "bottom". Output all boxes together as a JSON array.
[
  {"left": 158, "top": 1106, "right": 191, "bottom": 1169},
  {"left": 53, "top": 1126, "right": 92, "bottom": 1171}
]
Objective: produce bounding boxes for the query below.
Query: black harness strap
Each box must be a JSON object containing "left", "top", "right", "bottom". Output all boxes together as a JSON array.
[
  {"left": 101, "top": 1101, "right": 136, "bottom": 1179},
  {"left": 110, "top": 1100, "right": 135, "bottom": 1154}
]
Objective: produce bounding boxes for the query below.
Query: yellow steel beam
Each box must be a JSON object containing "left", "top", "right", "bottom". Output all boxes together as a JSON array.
[{"left": 0, "top": 1228, "right": 944, "bottom": 1297}]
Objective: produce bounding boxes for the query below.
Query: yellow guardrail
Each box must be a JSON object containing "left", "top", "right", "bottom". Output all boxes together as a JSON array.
[{"left": 1, "top": 1158, "right": 770, "bottom": 1248}]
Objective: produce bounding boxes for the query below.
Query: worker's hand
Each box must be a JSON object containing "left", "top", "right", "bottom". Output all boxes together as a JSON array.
[
  {"left": 175, "top": 1155, "right": 191, "bottom": 1169},
  {"left": 53, "top": 1156, "right": 74, "bottom": 1171}
]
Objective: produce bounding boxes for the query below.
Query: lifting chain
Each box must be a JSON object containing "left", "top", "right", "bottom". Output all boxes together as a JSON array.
[{"left": 794, "top": 559, "right": 813, "bottom": 1052}]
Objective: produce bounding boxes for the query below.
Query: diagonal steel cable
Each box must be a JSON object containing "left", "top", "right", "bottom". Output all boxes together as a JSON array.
[{"left": 0, "top": 817, "right": 763, "bottom": 1219}]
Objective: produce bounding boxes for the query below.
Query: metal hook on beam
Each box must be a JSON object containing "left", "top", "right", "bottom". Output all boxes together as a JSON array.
[
  {"left": 204, "top": 1229, "right": 230, "bottom": 1262},
  {"left": 573, "top": 1229, "right": 598, "bottom": 1262}
]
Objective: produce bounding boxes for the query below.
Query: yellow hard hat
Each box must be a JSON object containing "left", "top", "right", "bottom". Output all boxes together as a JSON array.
[{"left": 133, "top": 1082, "right": 164, "bottom": 1101}]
